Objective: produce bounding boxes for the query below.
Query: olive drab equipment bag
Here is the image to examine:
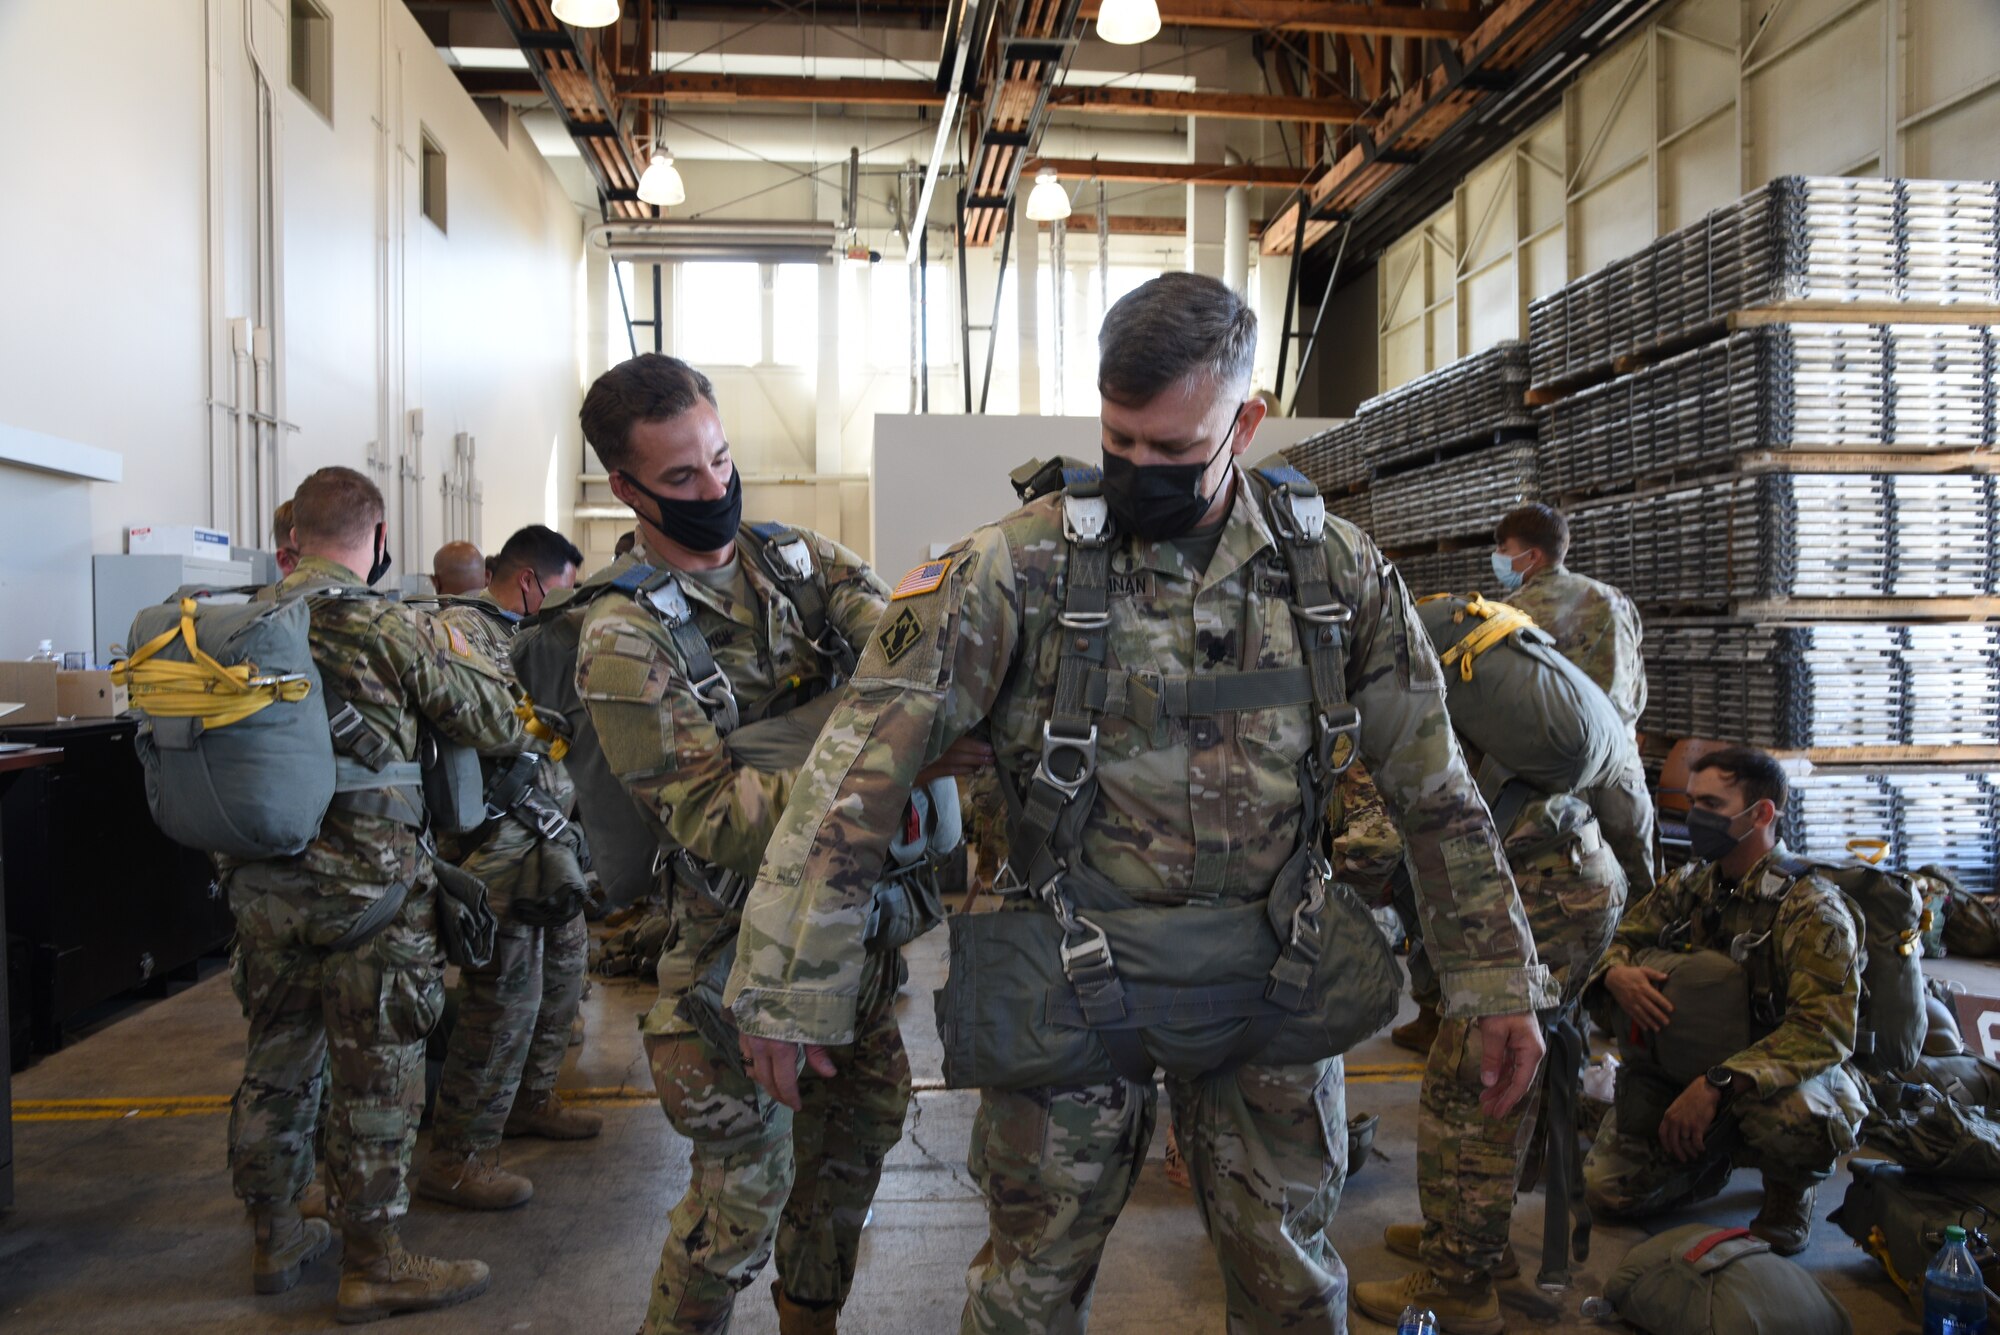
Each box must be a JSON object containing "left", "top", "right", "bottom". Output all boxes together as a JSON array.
[
  {"left": 117, "top": 591, "right": 334, "bottom": 860},
  {"left": 934, "top": 459, "right": 1401, "bottom": 1091},
  {"left": 1835, "top": 1162, "right": 2000, "bottom": 1317},
  {"left": 1412, "top": 593, "right": 1628, "bottom": 798},
  {"left": 1606, "top": 1224, "right": 1853, "bottom": 1335},
  {"left": 1782, "top": 845, "right": 1928, "bottom": 1080}
]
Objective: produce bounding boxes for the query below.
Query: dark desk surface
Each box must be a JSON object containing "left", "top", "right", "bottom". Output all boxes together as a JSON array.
[{"left": 0, "top": 748, "right": 63, "bottom": 776}]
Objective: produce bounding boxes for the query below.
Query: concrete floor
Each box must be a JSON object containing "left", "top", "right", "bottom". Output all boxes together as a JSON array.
[{"left": 3, "top": 934, "right": 1974, "bottom": 1334}]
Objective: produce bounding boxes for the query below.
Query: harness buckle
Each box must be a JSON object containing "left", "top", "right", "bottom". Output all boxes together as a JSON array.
[
  {"left": 810, "top": 626, "right": 855, "bottom": 664},
  {"left": 772, "top": 536, "right": 815, "bottom": 583},
  {"left": 1062, "top": 494, "right": 1112, "bottom": 548},
  {"left": 1728, "top": 930, "right": 1772, "bottom": 966},
  {"left": 1294, "top": 601, "right": 1354, "bottom": 626},
  {"left": 1316, "top": 707, "right": 1362, "bottom": 776},
  {"left": 645, "top": 579, "right": 695, "bottom": 626},
  {"left": 689, "top": 665, "right": 737, "bottom": 713},
  {"left": 1036, "top": 722, "right": 1099, "bottom": 799},
  {"left": 1058, "top": 609, "right": 1111, "bottom": 630},
  {"left": 1059, "top": 915, "right": 1115, "bottom": 977},
  {"left": 1270, "top": 489, "right": 1327, "bottom": 543}
]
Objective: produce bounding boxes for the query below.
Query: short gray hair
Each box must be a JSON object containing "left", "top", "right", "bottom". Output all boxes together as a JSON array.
[{"left": 1097, "top": 273, "right": 1257, "bottom": 406}]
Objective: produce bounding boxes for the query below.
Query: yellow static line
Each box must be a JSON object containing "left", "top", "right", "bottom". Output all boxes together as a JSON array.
[{"left": 14, "top": 1064, "right": 1429, "bottom": 1123}]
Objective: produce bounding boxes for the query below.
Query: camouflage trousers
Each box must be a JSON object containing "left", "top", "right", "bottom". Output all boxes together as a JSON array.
[
  {"left": 641, "top": 992, "right": 912, "bottom": 1334},
  {"left": 1583, "top": 1064, "right": 1867, "bottom": 1218},
  {"left": 1415, "top": 817, "right": 1625, "bottom": 1286},
  {"left": 227, "top": 863, "right": 443, "bottom": 1233},
  {"left": 965, "top": 1059, "right": 1349, "bottom": 1334},
  {"left": 430, "top": 907, "right": 589, "bottom": 1153}
]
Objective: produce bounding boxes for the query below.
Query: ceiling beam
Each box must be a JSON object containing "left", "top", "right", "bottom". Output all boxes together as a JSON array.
[
  {"left": 1029, "top": 157, "right": 1308, "bottom": 186},
  {"left": 1082, "top": 1, "right": 1483, "bottom": 37},
  {"left": 620, "top": 72, "right": 947, "bottom": 106},
  {"left": 1052, "top": 84, "right": 1368, "bottom": 123}
]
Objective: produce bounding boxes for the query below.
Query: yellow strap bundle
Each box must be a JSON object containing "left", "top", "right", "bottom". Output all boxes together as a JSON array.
[
  {"left": 515, "top": 693, "right": 570, "bottom": 762},
  {"left": 1415, "top": 592, "right": 1539, "bottom": 682},
  {"left": 111, "top": 598, "right": 311, "bottom": 729}
]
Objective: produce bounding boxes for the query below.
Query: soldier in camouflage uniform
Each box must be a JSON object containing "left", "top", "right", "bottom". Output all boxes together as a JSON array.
[
  {"left": 1584, "top": 746, "right": 1864, "bottom": 1255},
  {"left": 729, "top": 275, "right": 1553, "bottom": 1335},
  {"left": 421, "top": 525, "right": 601, "bottom": 1212},
  {"left": 226, "top": 467, "right": 522, "bottom": 1322},
  {"left": 1356, "top": 787, "right": 1625, "bottom": 1332},
  {"left": 1493, "top": 503, "right": 1657, "bottom": 897},
  {"left": 573, "top": 355, "right": 916, "bottom": 1335}
]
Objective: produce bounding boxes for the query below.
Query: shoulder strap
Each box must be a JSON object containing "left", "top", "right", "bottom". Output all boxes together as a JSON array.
[
  {"left": 740, "top": 521, "right": 858, "bottom": 678},
  {"left": 627, "top": 565, "right": 741, "bottom": 735}
]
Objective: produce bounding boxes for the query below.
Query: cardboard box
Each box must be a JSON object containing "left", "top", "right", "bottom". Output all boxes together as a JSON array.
[
  {"left": 127, "top": 524, "right": 233, "bottom": 560},
  {"left": 0, "top": 660, "right": 59, "bottom": 726},
  {"left": 57, "top": 669, "right": 129, "bottom": 719}
]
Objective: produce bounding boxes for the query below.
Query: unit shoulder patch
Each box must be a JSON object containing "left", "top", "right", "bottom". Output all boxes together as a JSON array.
[
  {"left": 891, "top": 557, "right": 952, "bottom": 601},
  {"left": 876, "top": 606, "right": 926, "bottom": 665}
]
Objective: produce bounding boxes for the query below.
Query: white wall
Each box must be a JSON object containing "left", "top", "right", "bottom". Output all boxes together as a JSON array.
[
  {"left": 0, "top": 0, "right": 584, "bottom": 659},
  {"left": 1372, "top": 0, "right": 2000, "bottom": 390}
]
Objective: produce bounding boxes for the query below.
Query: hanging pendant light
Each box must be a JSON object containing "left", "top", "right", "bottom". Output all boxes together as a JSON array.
[
  {"left": 551, "top": 0, "right": 621, "bottom": 27},
  {"left": 1095, "top": 0, "right": 1160, "bottom": 45},
  {"left": 637, "top": 151, "right": 686, "bottom": 207},
  {"left": 1025, "top": 167, "right": 1072, "bottom": 222}
]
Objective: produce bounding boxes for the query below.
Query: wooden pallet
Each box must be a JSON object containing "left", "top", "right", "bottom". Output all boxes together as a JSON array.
[
  {"left": 1734, "top": 449, "right": 2000, "bottom": 475},
  {"left": 1729, "top": 300, "right": 2000, "bottom": 330},
  {"left": 1768, "top": 745, "right": 2000, "bottom": 767},
  {"left": 1731, "top": 597, "right": 2000, "bottom": 622}
]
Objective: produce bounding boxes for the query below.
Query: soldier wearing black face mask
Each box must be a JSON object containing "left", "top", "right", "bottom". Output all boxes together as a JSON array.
[{"left": 1581, "top": 746, "right": 1865, "bottom": 1256}]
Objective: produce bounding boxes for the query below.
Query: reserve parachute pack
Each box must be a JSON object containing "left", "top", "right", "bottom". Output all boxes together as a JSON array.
[
  {"left": 1412, "top": 593, "right": 1628, "bottom": 799},
  {"left": 1786, "top": 842, "right": 1928, "bottom": 1079},
  {"left": 1836, "top": 1162, "right": 2000, "bottom": 1315},
  {"left": 936, "top": 458, "right": 1401, "bottom": 1090},
  {"left": 1605, "top": 1223, "right": 1853, "bottom": 1335}
]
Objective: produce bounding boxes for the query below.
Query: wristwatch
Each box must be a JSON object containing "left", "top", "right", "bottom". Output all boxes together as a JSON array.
[{"left": 1705, "top": 1066, "right": 1738, "bottom": 1099}]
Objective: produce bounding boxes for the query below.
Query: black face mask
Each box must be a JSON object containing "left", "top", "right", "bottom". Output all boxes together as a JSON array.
[
  {"left": 366, "top": 523, "right": 393, "bottom": 586},
  {"left": 622, "top": 466, "right": 743, "bottom": 554},
  {"left": 1099, "top": 429, "right": 1234, "bottom": 542},
  {"left": 1686, "top": 807, "right": 1747, "bottom": 864}
]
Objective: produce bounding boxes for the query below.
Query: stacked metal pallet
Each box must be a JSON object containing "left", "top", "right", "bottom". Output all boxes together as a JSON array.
[
  {"left": 1642, "top": 623, "right": 2000, "bottom": 750},
  {"left": 1539, "top": 324, "right": 2000, "bottom": 497},
  {"left": 1370, "top": 444, "right": 1540, "bottom": 550},
  {"left": 1530, "top": 177, "right": 2000, "bottom": 390},
  {"left": 1392, "top": 546, "right": 1495, "bottom": 599},
  {"left": 1285, "top": 417, "right": 1373, "bottom": 495},
  {"left": 1565, "top": 472, "right": 2000, "bottom": 608},
  {"left": 1788, "top": 769, "right": 2000, "bottom": 891}
]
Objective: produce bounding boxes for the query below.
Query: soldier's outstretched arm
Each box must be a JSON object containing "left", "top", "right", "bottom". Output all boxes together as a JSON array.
[
  {"left": 392, "top": 612, "right": 526, "bottom": 755},
  {"left": 727, "top": 527, "right": 1022, "bottom": 1052},
  {"left": 1724, "top": 888, "right": 1862, "bottom": 1096}
]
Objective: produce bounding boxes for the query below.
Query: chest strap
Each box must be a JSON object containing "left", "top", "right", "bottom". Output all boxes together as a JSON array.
[
  {"left": 744, "top": 521, "right": 859, "bottom": 678},
  {"left": 628, "top": 566, "right": 742, "bottom": 736},
  {"left": 1084, "top": 665, "right": 1316, "bottom": 730}
]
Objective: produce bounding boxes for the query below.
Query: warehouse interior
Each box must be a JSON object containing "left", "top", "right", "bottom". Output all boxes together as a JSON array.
[{"left": 4, "top": 0, "right": 2000, "bottom": 1331}]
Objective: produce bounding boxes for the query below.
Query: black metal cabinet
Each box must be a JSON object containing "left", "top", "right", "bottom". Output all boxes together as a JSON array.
[{"left": 0, "top": 719, "right": 231, "bottom": 1053}]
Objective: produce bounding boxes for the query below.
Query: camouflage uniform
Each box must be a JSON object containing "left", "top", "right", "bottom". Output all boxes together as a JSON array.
[
  {"left": 1582, "top": 844, "right": 1867, "bottom": 1217},
  {"left": 226, "top": 557, "right": 522, "bottom": 1235},
  {"left": 1504, "top": 565, "right": 1657, "bottom": 895},
  {"left": 429, "top": 591, "right": 587, "bottom": 1155},
  {"left": 726, "top": 471, "right": 1553, "bottom": 1334},
  {"left": 573, "top": 532, "right": 904, "bottom": 1333},
  {"left": 1416, "top": 792, "right": 1625, "bottom": 1285},
  {"left": 1329, "top": 761, "right": 1405, "bottom": 907}
]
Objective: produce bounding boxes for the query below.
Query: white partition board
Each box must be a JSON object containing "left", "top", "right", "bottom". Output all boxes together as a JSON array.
[{"left": 870, "top": 414, "right": 1344, "bottom": 584}]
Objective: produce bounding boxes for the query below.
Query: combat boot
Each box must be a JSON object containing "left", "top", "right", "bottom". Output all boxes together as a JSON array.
[
  {"left": 772, "top": 1281, "right": 840, "bottom": 1334},
  {"left": 1392, "top": 1001, "right": 1441, "bottom": 1055},
  {"left": 1351, "top": 1268, "right": 1503, "bottom": 1335},
  {"left": 504, "top": 1089, "right": 603, "bottom": 1141},
  {"left": 251, "top": 1201, "right": 337, "bottom": 1295},
  {"left": 1749, "top": 1178, "right": 1818, "bottom": 1256},
  {"left": 335, "top": 1228, "right": 490, "bottom": 1324},
  {"left": 1383, "top": 1223, "right": 1519, "bottom": 1280},
  {"left": 415, "top": 1148, "right": 534, "bottom": 1210},
  {"left": 299, "top": 1168, "right": 331, "bottom": 1220}
]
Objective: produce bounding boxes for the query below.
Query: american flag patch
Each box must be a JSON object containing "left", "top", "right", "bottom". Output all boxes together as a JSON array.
[{"left": 891, "top": 557, "right": 952, "bottom": 600}]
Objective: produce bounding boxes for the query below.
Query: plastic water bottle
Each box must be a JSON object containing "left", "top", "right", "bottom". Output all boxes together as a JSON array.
[
  {"left": 1924, "top": 1226, "right": 1989, "bottom": 1335},
  {"left": 1397, "top": 1307, "right": 1437, "bottom": 1335}
]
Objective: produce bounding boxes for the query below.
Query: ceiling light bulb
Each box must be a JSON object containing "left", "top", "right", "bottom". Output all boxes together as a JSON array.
[
  {"left": 637, "top": 152, "right": 686, "bottom": 207},
  {"left": 1095, "top": 0, "right": 1160, "bottom": 45},
  {"left": 1025, "top": 167, "right": 1072, "bottom": 223},
  {"left": 551, "top": 0, "right": 621, "bottom": 27}
]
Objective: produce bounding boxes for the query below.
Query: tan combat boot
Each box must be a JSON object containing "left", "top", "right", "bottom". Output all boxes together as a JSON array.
[
  {"left": 1351, "top": 1268, "right": 1503, "bottom": 1335},
  {"left": 1392, "top": 1001, "right": 1441, "bottom": 1055},
  {"left": 1383, "top": 1222, "right": 1519, "bottom": 1280},
  {"left": 415, "top": 1148, "right": 534, "bottom": 1211},
  {"left": 251, "top": 1201, "right": 337, "bottom": 1294},
  {"left": 299, "top": 1171, "right": 330, "bottom": 1221},
  {"left": 335, "top": 1227, "right": 491, "bottom": 1325},
  {"left": 504, "top": 1089, "right": 604, "bottom": 1141},
  {"left": 1749, "top": 1179, "right": 1818, "bottom": 1256},
  {"left": 772, "top": 1280, "right": 840, "bottom": 1335}
]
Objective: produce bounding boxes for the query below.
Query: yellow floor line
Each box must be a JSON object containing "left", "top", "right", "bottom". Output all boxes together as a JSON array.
[{"left": 13, "top": 1063, "right": 1428, "bottom": 1123}]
